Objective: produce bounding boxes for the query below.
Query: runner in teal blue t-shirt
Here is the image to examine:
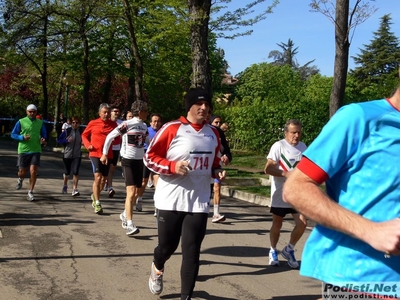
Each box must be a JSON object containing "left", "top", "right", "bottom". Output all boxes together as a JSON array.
[{"left": 284, "top": 91, "right": 400, "bottom": 297}]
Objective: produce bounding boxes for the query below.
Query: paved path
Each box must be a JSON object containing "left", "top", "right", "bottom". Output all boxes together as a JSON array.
[{"left": 0, "top": 142, "right": 321, "bottom": 300}]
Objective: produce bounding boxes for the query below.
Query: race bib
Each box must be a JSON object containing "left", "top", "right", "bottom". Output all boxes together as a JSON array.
[{"left": 189, "top": 151, "right": 212, "bottom": 176}]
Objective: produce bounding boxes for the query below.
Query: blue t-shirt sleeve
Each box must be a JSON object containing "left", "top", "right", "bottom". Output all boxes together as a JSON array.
[
  {"left": 303, "top": 104, "right": 364, "bottom": 178},
  {"left": 41, "top": 123, "right": 47, "bottom": 140},
  {"left": 11, "top": 120, "right": 23, "bottom": 141}
]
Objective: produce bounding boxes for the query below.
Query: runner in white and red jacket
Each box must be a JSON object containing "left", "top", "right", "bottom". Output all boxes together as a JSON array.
[{"left": 144, "top": 87, "right": 226, "bottom": 300}]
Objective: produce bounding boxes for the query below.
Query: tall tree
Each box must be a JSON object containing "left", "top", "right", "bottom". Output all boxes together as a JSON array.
[
  {"left": 189, "top": 0, "right": 279, "bottom": 95},
  {"left": 350, "top": 14, "right": 400, "bottom": 97},
  {"left": 268, "top": 38, "right": 319, "bottom": 80},
  {"left": 122, "top": 0, "right": 144, "bottom": 105},
  {"left": 269, "top": 38, "right": 299, "bottom": 67},
  {"left": 310, "top": 0, "right": 377, "bottom": 117},
  {"left": 188, "top": 0, "right": 212, "bottom": 93},
  {"left": 1, "top": 0, "right": 56, "bottom": 119}
]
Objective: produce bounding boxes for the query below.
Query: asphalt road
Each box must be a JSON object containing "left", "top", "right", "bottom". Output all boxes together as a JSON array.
[{"left": 0, "top": 141, "right": 321, "bottom": 300}]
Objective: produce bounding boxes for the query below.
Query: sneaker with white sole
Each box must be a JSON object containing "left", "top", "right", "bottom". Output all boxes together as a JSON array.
[
  {"left": 135, "top": 200, "right": 142, "bottom": 212},
  {"left": 27, "top": 191, "right": 35, "bottom": 201},
  {"left": 147, "top": 181, "right": 154, "bottom": 188},
  {"left": 126, "top": 223, "right": 140, "bottom": 236},
  {"left": 119, "top": 212, "right": 127, "bottom": 229},
  {"left": 91, "top": 194, "right": 103, "bottom": 214},
  {"left": 149, "top": 262, "right": 164, "bottom": 295},
  {"left": 72, "top": 189, "right": 80, "bottom": 197},
  {"left": 16, "top": 178, "right": 23, "bottom": 190},
  {"left": 269, "top": 249, "right": 279, "bottom": 266},
  {"left": 212, "top": 214, "right": 226, "bottom": 223},
  {"left": 62, "top": 185, "right": 68, "bottom": 194},
  {"left": 281, "top": 245, "right": 299, "bottom": 268}
]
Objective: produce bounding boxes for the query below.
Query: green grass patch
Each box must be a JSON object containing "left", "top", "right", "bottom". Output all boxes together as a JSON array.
[
  {"left": 225, "top": 168, "right": 261, "bottom": 178},
  {"left": 230, "top": 150, "right": 265, "bottom": 170}
]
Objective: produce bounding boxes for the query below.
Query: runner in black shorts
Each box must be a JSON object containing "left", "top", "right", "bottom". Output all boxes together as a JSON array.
[
  {"left": 101, "top": 100, "right": 149, "bottom": 236},
  {"left": 11, "top": 104, "right": 47, "bottom": 201},
  {"left": 90, "top": 157, "right": 111, "bottom": 177},
  {"left": 264, "top": 119, "right": 307, "bottom": 268}
]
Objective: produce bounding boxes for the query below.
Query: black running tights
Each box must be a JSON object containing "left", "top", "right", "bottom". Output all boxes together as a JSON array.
[{"left": 153, "top": 210, "right": 208, "bottom": 300}]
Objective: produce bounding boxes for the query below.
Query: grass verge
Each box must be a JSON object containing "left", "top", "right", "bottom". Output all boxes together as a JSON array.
[
  {"left": 229, "top": 150, "right": 265, "bottom": 170},
  {"left": 225, "top": 168, "right": 262, "bottom": 178}
]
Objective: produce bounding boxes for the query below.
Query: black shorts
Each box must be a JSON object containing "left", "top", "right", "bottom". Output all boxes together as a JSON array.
[
  {"left": 17, "top": 153, "right": 41, "bottom": 168},
  {"left": 143, "top": 162, "right": 151, "bottom": 179},
  {"left": 270, "top": 207, "right": 298, "bottom": 218},
  {"left": 63, "top": 157, "right": 82, "bottom": 176},
  {"left": 110, "top": 150, "right": 120, "bottom": 166},
  {"left": 90, "top": 157, "right": 110, "bottom": 177},
  {"left": 121, "top": 158, "right": 143, "bottom": 187}
]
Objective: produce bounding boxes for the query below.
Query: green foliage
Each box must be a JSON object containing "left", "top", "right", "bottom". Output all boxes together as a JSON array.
[
  {"left": 350, "top": 14, "right": 400, "bottom": 99},
  {"left": 234, "top": 63, "right": 304, "bottom": 103},
  {"left": 225, "top": 168, "right": 261, "bottom": 178},
  {"left": 227, "top": 150, "right": 266, "bottom": 170},
  {"left": 268, "top": 38, "right": 320, "bottom": 80},
  {"left": 213, "top": 64, "right": 331, "bottom": 154},
  {"left": 210, "top": 0, "right": 279, "bottom": 39}
]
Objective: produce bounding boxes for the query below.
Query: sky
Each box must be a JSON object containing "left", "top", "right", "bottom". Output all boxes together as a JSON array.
[{"left": 216, "top": 0, "right": 400, "bottom": 77}]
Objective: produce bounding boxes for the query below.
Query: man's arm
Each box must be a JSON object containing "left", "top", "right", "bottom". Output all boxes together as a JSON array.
[
  {"left": 283, "top": 168, "right": 400, "bottom": 256},
  {"left": 264, "top": 159, "right": 287, "bottom": 177},
  {"left": 102, "top": 127, "right": 120, "bottom": 155},
  {"left": 218, "top": 128, "right": 232, "bottom": 164},
  {"left": 11, "top": 121, "right": 23, "bottom": 141},
  {"left": 81, "top": 122, "right": 93, "bottom": 150}
]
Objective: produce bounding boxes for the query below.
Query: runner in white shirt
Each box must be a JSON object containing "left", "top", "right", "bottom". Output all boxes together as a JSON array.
[
  {"left": 144, "top": 88, "right": 226, "bottom": 299},
  {"left": 101, "top": 101, "right": 149, "bottom": 236}
]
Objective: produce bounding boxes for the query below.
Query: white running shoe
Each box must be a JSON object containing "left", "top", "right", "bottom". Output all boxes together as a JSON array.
[
  {"left": 119, "top": 213, "right": 127, "bottom": 229},
  {"left": 16, "top": 178, "right": 23, "bottom": 190},
  {"left": 126, "top": 223, "right": 140, "bottom": 236},
  {"left": 269, "top": 249, "right": 279, "bottom": 266},
  {"left": 135, "top": 200, "right": 142, "bottom": 212},
  {"left": 212, "top": 214, "right": 226, "bottom": 223},
  {"left": 149, "top": 262, "right": 163, "bottom": 295},
  {"left": 27, "top": 191, "right": 35, "bottom": 201},
  {"left": 281, "top": 245, "right": 299, "bottom": 268},
  {"left": 147, "top": 180, "right": 154, "bottom": 188}
]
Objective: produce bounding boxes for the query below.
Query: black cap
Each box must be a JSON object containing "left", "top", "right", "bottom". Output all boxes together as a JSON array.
[{"left": 184, "top": 87, "right": 212, "bottom": 112}]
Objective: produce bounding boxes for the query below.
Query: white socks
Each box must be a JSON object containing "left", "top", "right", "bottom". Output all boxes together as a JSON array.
[{"left": 214, "top": 204, "right": 219, "bottom": 215}]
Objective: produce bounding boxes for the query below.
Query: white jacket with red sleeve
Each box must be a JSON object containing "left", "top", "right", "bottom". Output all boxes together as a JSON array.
[{"left": 144, "top": 116, "right": 222, "bottom": 213}]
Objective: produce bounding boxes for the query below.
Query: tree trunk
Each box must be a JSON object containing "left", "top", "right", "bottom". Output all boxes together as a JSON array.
[
  {"left": 102, "top": 72, "right": 112, "bottom": 104},
  {"left": 188, "top": 0, "right": 212, "bottom": 95},
  {"left": 123, "top": 0, "right": 143, "bottom": 102},
  {"left": 41, "top": 4, "right": 49, "bottom": 121},
  {"left": 127, "top": 64, "right": 135, "bottom": 109},
  {"left": 330, "top": 0, "right": 350, "bottom": 117},
  {"left": 83, "top": 36, "right": 90, "bottom": 124}
]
